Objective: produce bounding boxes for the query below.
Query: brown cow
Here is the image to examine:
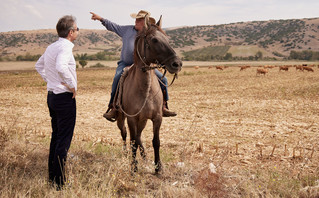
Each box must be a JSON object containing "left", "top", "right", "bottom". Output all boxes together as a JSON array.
[
  {"left": 216, "top": 66, "right": 224, "bottom": 70},
  {"left": 264, "top": 65, "right": 275, "bottom": 69},
  {"left": 240, "top": 65, "right": 250, "bottom": 71},
  {"left": 279, "top": 66, "right": 289, "bottom": 71},
  {"left": 303, "top": 66, "right": 314, "bottom": 72},
  {"left": 256, "top": 68, "right": 268, "bottom": 76},
  {"left": 296, "top": 65, "right": 304, "bottom": 71}
]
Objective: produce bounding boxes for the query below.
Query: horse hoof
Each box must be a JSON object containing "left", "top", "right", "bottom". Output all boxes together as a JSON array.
[
  {"left": 155, "top": 163, "right": 162, "bottom": 174},
  {"left": 131, "top": 167, "right": 138, "bottom": 174},
  {"left": 131, "top": 160, "right": 138, "bottom": 173}
]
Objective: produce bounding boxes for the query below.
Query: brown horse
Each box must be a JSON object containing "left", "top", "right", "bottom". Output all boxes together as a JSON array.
[{"left": 115, "top": 16, "right": 182, "bottom": 173}]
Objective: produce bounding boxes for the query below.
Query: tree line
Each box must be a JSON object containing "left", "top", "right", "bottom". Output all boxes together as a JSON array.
[
  {"left": 0, "top": 51, "right": 119, "bottom": 62},
  {"left": 289, "top": 50, "right": 319, "bottom": 60},
  {"left": 4, "top": 50, "right": 319, "bottom": 62},
  {"left": 183, "top": 51, "right": 265, "bottom": 61}
]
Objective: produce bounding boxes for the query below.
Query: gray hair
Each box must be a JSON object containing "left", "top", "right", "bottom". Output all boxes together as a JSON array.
[{"left": 56, "top": 15, "right": 76, "bottom": 38}]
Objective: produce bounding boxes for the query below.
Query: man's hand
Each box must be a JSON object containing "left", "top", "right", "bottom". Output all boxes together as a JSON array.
[
  {"left": 61, "top": 83, "right": 76, "bottom": 98},
  {"left": 90, "top": 12, "right": 102, "bottom": 21}
]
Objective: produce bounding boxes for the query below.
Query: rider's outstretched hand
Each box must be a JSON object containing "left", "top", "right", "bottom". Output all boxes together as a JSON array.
[{"left": 90, "top": 12, "right": 102, "bottom": 21}]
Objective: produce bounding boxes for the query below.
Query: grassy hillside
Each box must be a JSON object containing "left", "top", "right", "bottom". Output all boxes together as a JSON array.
[
  {"left": 228, "top": 46, "right": 271, "bottom": 57},
  {"left": 183, "top": 46, "right": 231, "bottom": 60}
]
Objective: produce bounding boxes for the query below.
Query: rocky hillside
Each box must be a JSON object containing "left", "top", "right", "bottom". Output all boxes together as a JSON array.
[{"left": 1, "top": 17, "right": 319, "bottom": 59}]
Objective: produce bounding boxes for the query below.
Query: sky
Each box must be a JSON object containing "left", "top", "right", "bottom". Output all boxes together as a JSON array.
[{"left": 1, "top": 0, "right": 319, "bottom": 32}]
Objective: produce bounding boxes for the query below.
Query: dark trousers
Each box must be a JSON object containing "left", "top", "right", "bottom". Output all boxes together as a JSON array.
[{"left": 47, "top": 91, "right": 76, "bottom": 187}]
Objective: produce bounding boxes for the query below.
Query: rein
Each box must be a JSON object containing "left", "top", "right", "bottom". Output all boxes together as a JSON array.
[
  {"left": 117, "top": 31, "right": 178, "bottom": 117},
  {"left": 136, "top": 35, "right": 177, "bottom": 88},
  {"left": 115, "top": 35, "right": 154, "bottom": 118},
  {"left": 117, "top": 70, "right": 151, "bottom": 118}
]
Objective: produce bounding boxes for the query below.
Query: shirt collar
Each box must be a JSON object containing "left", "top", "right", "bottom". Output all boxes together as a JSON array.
[{"left": 58, "top": 37, "right": 74, "bottom": 48}]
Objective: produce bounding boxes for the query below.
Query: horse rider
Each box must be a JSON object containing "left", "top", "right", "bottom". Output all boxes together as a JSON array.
[{"left": 90, "top": 10, "right": 177, "bottom": 122}]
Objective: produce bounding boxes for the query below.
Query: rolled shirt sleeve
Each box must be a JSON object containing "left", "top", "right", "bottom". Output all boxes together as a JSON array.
[{"left": 35, "top": 54, "right": 47, "bottom": 82}]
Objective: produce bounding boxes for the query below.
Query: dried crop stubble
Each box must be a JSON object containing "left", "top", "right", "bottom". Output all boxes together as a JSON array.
[{"left": 0, "top": 65, "right": 318, "bottom": 197}]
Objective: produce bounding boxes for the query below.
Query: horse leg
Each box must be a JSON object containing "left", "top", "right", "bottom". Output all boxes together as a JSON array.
[
  {"left": 130, "top": 139, "right": 138, "bottom": 173},
  {"left": 136, "top": 119, "right": 147, "bottom": 160},
  {"left": 117, "top": 113, "right": 127, "bottom": 151},
  {"left": 128, "top": 119, "right": 138, "bottom": 173},
  {"left": 152, "top": 116, "right": 162, "bottom": 173}
]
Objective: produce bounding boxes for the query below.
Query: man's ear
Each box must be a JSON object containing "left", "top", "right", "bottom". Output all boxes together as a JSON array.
[{"left": 66, "top": 30, "right": 73, "bottom": 40}]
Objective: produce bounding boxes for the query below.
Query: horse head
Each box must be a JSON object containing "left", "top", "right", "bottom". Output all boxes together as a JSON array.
[{"left": 135, "top": 16, "right": 182, "bottom": 74}]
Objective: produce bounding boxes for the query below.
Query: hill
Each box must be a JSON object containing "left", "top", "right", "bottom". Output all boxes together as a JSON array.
[
  {"left": 1, "top": 17, "right": 319, "bottom": 60},
  {"left": 167, "top": 17, "right": 319, "bottom": 59},
  {"left": 0, "top": 29, "right": 122, "bottom": 58}
]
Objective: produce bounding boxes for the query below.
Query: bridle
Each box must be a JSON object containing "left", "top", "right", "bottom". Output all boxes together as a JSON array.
[{"left": 136, "top": 33, "right": 177, "bottom": 87}]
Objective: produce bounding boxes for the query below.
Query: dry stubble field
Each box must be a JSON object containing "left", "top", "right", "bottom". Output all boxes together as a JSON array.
[{"left": 0, "top": 64, "right": 319, "bottom": 197}]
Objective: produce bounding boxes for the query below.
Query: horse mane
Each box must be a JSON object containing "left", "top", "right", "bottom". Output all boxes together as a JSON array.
[{"left": 134, "top": 24, "right": 166, "bottom": 63}]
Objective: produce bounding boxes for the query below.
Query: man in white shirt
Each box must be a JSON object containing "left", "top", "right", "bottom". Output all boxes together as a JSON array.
[{"left": 35, "top": 15, "right": 79, "bottom": 190}]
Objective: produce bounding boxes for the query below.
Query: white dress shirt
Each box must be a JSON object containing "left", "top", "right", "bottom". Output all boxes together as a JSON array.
[{"left": 35, "top": 37, "right": 77, "bottom": 94}]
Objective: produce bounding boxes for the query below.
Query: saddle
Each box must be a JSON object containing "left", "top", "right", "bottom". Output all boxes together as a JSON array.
[{"left": 113, "top": 65, "right": 133, "bottom": 110}]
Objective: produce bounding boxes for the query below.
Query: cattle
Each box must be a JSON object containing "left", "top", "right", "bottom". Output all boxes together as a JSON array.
[
  {"left": 279, "top": 66, "right": 289, "bottom": 71},
  {"left": 240, "top": 65, "right": 250, "bottom": 71},
  {"left": 303, "top": 66, "right": 314, "bottom": 72},
  {"left": 216, "top": 66, "right": 224, "bottom": 70},
  {"left": 264, "top": 65, "right": 275, "bottom": 69},
  {"left": 256, "top": 68, "right": 268, "bottom": 76},
  {"left": 296, "top": 65, "right": 304, "bottom": 71}
]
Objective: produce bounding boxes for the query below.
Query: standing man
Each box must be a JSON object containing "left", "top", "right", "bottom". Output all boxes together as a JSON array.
[
  {"left": 35, "top": 15, "right": 79, "bottom": 190},
  {"left": 90, "top": 10, "right": 177, "bottom": 122}
]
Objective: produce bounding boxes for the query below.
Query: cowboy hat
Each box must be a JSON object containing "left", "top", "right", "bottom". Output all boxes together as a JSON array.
[
  {"left": 149, "top": 17, "right": 156, "bottom": 24},
  {"left": 130, "top": 10, "right": 151, "bottom": 19}
]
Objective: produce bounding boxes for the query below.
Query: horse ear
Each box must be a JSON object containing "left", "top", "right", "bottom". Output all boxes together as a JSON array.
[{"left": 156, "top": 15, "right": 162, "bottom": 28}]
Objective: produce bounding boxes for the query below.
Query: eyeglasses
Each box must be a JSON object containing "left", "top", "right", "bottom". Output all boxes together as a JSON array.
[{"left": 70, "top": 27, "right": 79, "bottom": 32}]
